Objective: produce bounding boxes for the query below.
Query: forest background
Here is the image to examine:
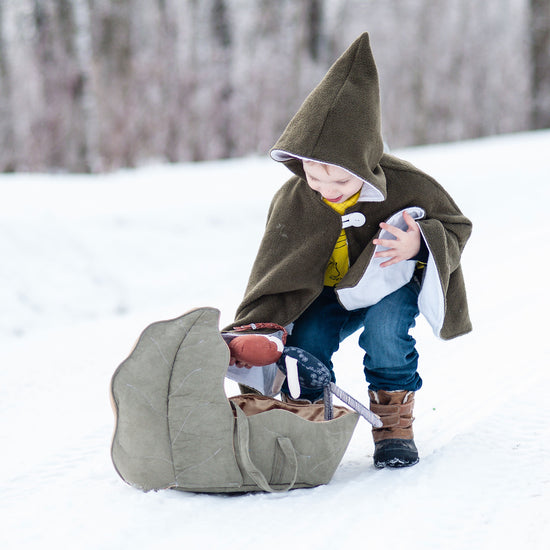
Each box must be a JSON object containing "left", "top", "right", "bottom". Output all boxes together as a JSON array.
[{"left": 0, "top": 0, "right": 549, "bottom": 173}]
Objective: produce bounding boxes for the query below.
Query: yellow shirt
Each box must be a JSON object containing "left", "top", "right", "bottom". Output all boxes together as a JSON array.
[{"left": 322, "top": 191, "right": 361, "bottom": 286}]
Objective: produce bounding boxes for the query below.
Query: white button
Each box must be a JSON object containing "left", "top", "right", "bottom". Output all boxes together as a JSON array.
[{"left": 342, "top": 212, "right": 366, "bottom": 228}]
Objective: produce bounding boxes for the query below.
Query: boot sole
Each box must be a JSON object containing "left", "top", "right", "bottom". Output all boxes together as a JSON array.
[
  {"left": 374, "top": 456, "right": 419, "bottom": 469},
  {"left": 373, "top": 438, "right": 419, "bottom": 468}
]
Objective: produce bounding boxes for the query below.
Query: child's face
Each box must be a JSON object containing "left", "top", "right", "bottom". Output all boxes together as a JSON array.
[{"left": 303, "top": 161, "right": 363, "bottom": 203}]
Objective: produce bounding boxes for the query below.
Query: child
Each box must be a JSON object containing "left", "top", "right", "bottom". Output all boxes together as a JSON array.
[{"left": 228, "top": 32, "right": 472, "bottom": 468}]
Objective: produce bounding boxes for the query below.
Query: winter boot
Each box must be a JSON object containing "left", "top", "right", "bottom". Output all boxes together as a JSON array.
[{"left": 369, "top": 390, "right": 419, "bottom": 468}]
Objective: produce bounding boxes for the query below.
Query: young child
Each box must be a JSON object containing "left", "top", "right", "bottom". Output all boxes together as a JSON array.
[{"left": 228, "top": 32, "right": 472, "bottom": 468}]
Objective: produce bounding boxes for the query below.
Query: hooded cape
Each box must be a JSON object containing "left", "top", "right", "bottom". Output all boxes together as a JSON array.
[{"left": 230, "top": 32, "right": 472, "bottom": 341}]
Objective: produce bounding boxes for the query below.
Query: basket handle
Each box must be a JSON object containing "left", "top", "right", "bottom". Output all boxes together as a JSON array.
[{"left": 233, "top": 403, "right": 298, "bottom": 493}]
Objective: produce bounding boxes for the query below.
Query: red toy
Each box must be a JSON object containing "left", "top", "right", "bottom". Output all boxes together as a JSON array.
[{"left": 228, "top": 334, "right": 284, "bottom": 367}]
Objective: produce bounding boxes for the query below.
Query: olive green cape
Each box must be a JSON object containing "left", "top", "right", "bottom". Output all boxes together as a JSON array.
[{"left": 230, "top": 32, "right": 472, "bottom": 341}]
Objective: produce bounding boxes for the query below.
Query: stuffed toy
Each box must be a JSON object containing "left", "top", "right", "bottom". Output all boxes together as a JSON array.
[
  {"left": 227, "top": 334, "right": 284, "bottom": 367},
  {"left": 223, "top": 325, "right": 381, "bottom": 426}
]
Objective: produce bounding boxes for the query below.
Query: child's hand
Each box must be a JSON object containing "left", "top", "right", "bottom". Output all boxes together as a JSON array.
[{"left": 373, "top": 211, "right": 421, "bottom": 268}]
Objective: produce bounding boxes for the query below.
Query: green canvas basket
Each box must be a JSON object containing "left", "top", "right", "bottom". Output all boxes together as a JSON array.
[{"left": 110, "top": 307, "right": 359, "bottom": 493}]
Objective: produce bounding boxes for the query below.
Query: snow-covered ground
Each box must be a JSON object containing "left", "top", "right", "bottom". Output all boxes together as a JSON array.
[{"left": 1, "top": 131, "right": 549, "bottom": 549}]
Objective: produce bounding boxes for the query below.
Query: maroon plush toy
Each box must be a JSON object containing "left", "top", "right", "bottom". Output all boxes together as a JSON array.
[{"left": 227, "top": 334, "right": 284, "bottom": 368}]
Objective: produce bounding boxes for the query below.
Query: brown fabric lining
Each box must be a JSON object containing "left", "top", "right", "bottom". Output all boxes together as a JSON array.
[{"left": 229, "top": 394, "right": 352, "bottom": 422}]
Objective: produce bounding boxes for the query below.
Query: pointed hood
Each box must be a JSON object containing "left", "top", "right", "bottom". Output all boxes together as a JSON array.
[{"left": 270, "top": 32, "right": 386, "bottom": 201}]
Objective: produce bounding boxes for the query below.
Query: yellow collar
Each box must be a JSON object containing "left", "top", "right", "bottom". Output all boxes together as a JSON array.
[{"left": 323, "top": 191, "right": 361, "bottom": 215}]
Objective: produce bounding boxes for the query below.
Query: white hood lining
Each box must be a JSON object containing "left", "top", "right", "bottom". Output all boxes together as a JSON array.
[{"left": 270, "top": 150, "right": 385, "bottom": 202}]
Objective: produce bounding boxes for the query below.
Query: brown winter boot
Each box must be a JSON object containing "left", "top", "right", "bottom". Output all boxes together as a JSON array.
[{"left": 369, "top": 390, "right": 419, "bottom": 468}]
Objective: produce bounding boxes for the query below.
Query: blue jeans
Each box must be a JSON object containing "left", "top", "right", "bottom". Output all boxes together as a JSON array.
[{"left": 285, "top": 280, "right": 423, "bottom": 401}]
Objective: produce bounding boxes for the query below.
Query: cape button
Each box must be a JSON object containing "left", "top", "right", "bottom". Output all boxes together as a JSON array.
[{"left": 341, "top": 212, "right": 366, "bottom": 229}]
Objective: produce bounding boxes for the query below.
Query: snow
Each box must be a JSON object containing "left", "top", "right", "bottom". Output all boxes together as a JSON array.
[{"left": 1, "top": 131, "right": 550, "bottom": 549}]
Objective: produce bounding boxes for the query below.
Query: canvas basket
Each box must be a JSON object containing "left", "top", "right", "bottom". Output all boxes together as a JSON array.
[{"left": 110, "top": 307, "right": 359, "bottom": 493}]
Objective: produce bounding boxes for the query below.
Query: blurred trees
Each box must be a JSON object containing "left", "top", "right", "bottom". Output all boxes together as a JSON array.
[
  {"left": 530, "top": 0, "right": 550, "bottom": 129},
  {"left": 0, "top": 0, "right": 548, "bottom": 173}
]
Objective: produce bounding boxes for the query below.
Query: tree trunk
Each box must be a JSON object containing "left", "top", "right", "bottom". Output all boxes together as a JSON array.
[
  {"left": 530, "top": 0, "right": 550, "bottom": 129},
  {"left": 0, "top": 2, "right": 15, "bottom": 171},
  {"left": 73, "top": 0, "right": 102, "bottom": 172}
]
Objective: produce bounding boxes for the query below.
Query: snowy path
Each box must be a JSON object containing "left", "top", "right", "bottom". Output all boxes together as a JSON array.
[{"left": 1, "top": 132, "right": 549, "bottom": 549}]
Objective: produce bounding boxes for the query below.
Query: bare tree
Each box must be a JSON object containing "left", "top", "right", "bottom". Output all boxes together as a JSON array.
[
  {"left": 0, "top": 1, "right": 15, "bottom": 171},
  {"left": 89, "top": 0, "right": 134, "bottom": 169},
  {"left": 530, "top": 0, "right": 550, "bottom": 128}
]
